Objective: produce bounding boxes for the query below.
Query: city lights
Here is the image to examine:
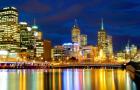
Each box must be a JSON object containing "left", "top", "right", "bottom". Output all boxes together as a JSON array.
[{"left": 0, "top": 6, "right": 139, "bottom": 67}]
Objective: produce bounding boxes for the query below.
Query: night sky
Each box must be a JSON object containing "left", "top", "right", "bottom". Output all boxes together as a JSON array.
[{"left": 0, "top": 0, "right": 140, "bottom": 51}]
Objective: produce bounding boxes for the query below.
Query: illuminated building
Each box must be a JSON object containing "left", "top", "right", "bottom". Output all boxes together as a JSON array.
[
  {"left": 51, "top": 45, "right": 65, "bottom": 61},
  {"left": 73, "top": 43, "right": 80, "bottom": 60},
  {"left": 106, "top": 35, "right": 113, "bottom": 59},
  {"left": 92, "top": 46, "right": 99, "bottom": 61},
  {"left": 130, "top": 44, "right": 137, "bottom": 58},
  {"left": 125, "top": 41, "right": 130, "bottom": 55},
  {"left": 63, "top": 43, "right": 73, "bottom": 59},
  {"left": 0, "top": 7, "right": 20, "bottom": 52},
  {"left": 125, "top": 41, "right": 131, "bottom": 60},
  {"left": 35, "top": 40, "right": 44, "bottom": 60},
  {"left": 80, "top": 34, "right": 87, "bottom": 46},
  {"left": 31, "top": 20, "right": 44, "bottom": 60},
  {"left": 43, "top": 40, "right": 52, "bottom": 61},
  {"left": 62, "top": 42, "right": 82, "bottom": 60},
  {"left": 19, "top": 22, "right": 35, "bottom": 59},
  {"left": 97, "top": 19, "right": 107, "bottom": 57},
  {"left": 117, "top": 52, "right": 126, "bottom": 62},
  {"left": 81, "top": 45, "right": 94, "bottom": 61},
  {"left": 72, "top": 19, "right": 80, "bottom": 44}
]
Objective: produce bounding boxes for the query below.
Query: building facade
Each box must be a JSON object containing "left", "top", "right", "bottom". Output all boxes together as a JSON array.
[
  {"left": 43, "top": 40, "right": 52, "bottom": 61},
  {"left": 98, "top": 19, "right": 107, "bottom": 52},
  {"left": 80, "top": 34, "right": 87, "bottom": 46},
  {"left": 72, "top": 20, "right": 80, "bottom": 44},
  {"left": 0, "top": 7, "right": 20, "bottom": 52}
]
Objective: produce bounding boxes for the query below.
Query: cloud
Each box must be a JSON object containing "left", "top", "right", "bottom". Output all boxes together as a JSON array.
[{"left": 19, "top": 0, "right": 50, "bottom": 13}]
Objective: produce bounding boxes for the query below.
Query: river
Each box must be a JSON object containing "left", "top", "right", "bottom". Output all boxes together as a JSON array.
[{"left": 0, "top": 68, "right": 138, "bottom": 90}]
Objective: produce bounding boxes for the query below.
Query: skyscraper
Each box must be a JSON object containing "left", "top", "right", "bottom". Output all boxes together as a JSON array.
[
  {"left": 72, "top": 19, "right": 80, "bottom": 44},
  {"left": 32, "top": 20, "right": 44, "bottom": 60},
  {"left": 0, "top": 7, "right": 20, "bottom": 52},
  {"left": 80, "top": 34, "right": 87, "bottom": 46},
  {"left": 19, "top": 22, "right": 35, "bottom": 59},
  {"left": 106, "top": 35, "right": 113, "bottom": 59},
  {"left": 98, "top": 19, "right": 107, "bottom": 55}
]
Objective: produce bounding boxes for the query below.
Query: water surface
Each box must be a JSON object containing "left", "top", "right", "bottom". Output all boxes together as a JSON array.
[{"left": 0, "top": 69, "right": 137, "bottom": 90}]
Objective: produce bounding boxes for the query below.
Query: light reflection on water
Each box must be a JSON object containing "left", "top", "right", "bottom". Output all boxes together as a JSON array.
[{"left": 0, "top": 69, "right": 137, "bottom": 90}]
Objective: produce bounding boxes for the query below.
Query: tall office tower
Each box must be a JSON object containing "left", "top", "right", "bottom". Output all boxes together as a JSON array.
[
  {"left": 72, "top": 19, "right": 80, "bottom": 44},
  {"left": 0, "top": 7, "right": 20, "bottom": 52},
  {"left": 80, "top": 34, "right": 87, "bottom": 46},
  {"left": 19, "top": 22, "right": 35, "bottom": 59},
  {"left": 98, "top": 19, "right": 107, "bottom": 55},
  {"left": 32, "top": 21, "right": 44, "bottom": 60},
  {"left": 130, "top": 44, "right": 137, "bottom": 58},
  {"left": 106, "top": 35, "right": 113, "bottom": 58},
  {"left": 19, "top": 22, "right": 34, "bottom": 49}
]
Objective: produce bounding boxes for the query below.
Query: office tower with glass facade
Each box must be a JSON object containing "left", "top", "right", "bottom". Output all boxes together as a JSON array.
[
  {"left": 0, "top": 7, "right": 20, "bottom": 52},
  {"left": 19, "top": 22, "right": 35, "bottom": 59},
  {"left": 80, "top": 34, "right": 87, "bottom": 46},
  {"left": 32, "top": 23, "right": 44, "bottom": 60},
  {"left": 106, "top": 35, "right": 113, "bottom": 59},
  {"left": 98, "top": 19, "right": 107, "bottom": 55},
  {"left": 72, "top": 19, "right": 80, "bottom": 44}
]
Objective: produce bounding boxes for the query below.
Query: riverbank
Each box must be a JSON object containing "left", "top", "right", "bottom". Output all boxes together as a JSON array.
[{"left": 126, "top": 61, "right": 140, "bottom": 78}]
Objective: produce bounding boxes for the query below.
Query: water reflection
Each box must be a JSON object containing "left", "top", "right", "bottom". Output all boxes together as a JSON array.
[{"left": 0, "top": 69, "right": 137, "bottom": 90}]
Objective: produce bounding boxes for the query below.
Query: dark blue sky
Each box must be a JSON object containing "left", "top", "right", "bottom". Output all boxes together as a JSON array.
[{"left": 0, "top": 0, "right": 140, "bottom": 51}]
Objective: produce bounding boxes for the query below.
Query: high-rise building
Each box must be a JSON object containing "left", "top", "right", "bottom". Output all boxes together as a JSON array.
[
  {"left": 80, "top": 34, "right": 87, "bottom": 46},
  {"left": 43, "top": 40, "right": 52, "bottom": 61},
  {"left": 19, "top": 22, "right": 35, "bottom": 59},
  {"left": 72, "top": 19, "right": 80, "bottom": 44},
  {"left": 0, "top": 7, "right": 20, "bottom": 52},
  {"left": 98, "top": 19, "right": 107, "bottom": 56},
  {"left": 51, "top": 45, "right": 65, "bottom": 61},
  {"left": 130, "top": 44, "right": 137, "bottom": 58},
  {"left": 35, "top": 40, "right": 44, "bottom": 60},
  {"left": 106, "top": 35, "right": 113, "bottom": 59},
  {"left": 30, "top": 20, "right": 44, "bottom": 61}
]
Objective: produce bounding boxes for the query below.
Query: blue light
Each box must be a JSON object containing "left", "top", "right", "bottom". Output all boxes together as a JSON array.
[{"left": 63, "top": 43, "right": 73, "bottom": 46}]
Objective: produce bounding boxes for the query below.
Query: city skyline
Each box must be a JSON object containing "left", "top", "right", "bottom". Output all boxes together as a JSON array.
[{"left": 0, "top": 0, "right": 140, "bottom": 51}]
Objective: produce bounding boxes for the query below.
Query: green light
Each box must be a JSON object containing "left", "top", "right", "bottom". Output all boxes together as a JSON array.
[{"left": 32, "top": 25, "right": 38, "bottom": 29}]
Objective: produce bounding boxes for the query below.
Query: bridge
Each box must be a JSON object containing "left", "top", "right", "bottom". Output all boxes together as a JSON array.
[
  {"left": 51, "top": 63, "right": 125, "bottom": 69},
  {"left": 0, "top": 61, "right": 126, "bottom": 69}
]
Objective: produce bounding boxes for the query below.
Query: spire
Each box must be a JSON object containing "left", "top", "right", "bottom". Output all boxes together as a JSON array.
[
  {"left": 32, "top": 18, "right": 38, "bottom": 29},
  {"left": 101, "top": 18, "right": 104, "bottom": 30},
  {"left": 33, "top": 18, "right": 36, "bottom": 26},
  {"left": 127, "top": 40, "right": 130, "bottom": 48},
  {"left": 74, "top": 19, "right": 78, "bottom": 28}
]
